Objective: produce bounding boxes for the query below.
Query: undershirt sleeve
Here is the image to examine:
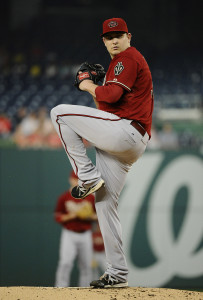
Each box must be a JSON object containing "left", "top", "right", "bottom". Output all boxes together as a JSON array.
[{"left": 95, "top": 83, "right": 124, "bottom": 104}]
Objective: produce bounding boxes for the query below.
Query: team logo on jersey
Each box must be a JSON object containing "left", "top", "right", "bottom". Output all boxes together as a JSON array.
[
  {"left": 114, "top": 62, "right": 124, "bottom": 75},
  {"left": 108, "top": 21, "right": 118, "bottom": 28}
]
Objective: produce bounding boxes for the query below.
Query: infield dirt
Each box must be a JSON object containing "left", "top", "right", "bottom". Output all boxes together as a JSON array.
[{"left": 0, "top": 286, "right": 202, "bottom": 300}]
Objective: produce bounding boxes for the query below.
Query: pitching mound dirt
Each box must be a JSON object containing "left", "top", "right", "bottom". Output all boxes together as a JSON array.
[{"left": 0, "top": 286, "right": 202, "bottom": 300}]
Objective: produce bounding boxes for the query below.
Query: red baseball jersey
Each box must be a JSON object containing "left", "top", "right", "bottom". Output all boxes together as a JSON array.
[
  {"left": 54, "top": 190, "right": 95, "bottom": 232},
  {"left": 95, "top": 46, "right": 154, "bottom": 137}
]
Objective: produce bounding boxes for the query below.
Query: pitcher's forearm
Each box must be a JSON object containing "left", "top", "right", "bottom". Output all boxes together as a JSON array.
[{"left": 79, "top": 80, "right": 97, "bottom": 98}]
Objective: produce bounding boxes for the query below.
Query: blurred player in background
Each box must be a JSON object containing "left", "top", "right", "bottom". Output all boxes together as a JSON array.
[{"left": 54, "top": 171, "right": 97, "bottom": 287}]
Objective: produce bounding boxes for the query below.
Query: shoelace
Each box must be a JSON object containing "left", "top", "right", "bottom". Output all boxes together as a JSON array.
[
  {"left": 101, "top": 274, "right": 119, "bottom": 285},
  {"left": 77, "top": 185, "right": 87, "bottom": 196}
]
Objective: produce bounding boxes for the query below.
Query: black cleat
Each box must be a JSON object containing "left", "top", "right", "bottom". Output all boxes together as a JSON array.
[
  {"left": 90, "top": 274, "right": 128, "bottom": 288},
  {"left": 71, "top": 179, "right": 105, "bottom": 199}
]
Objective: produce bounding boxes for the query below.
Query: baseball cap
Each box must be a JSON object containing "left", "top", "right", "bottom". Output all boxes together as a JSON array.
[{"left": 101, "top": 18, "right": 128, "bottom": 37}]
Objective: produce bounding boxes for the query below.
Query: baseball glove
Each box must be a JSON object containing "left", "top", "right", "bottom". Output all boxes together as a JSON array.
[
  {"left": 76, "top": 202, "right": 94, "bottom": 219},
  {"left": 74, "top": 62, "right": 106, "bottom": 90}
]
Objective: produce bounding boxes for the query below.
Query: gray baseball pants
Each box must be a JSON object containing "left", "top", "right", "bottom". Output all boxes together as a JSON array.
[{"left": 51, "top": 104, "right": 149, "bottom": 282}]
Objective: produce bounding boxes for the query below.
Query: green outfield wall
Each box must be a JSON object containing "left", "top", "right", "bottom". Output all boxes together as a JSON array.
[{"left": 0, "top": 148, "right": 202, "bottom": 288}]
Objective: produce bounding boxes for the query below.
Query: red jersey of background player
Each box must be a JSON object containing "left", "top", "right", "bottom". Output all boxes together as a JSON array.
[
  {"left": 95, "top": 46, "right": 153, "bottom": 137},
  {"left": 54, "top": 190, "right": 95, "bottom": 232},
  {"left": 92, "top": 231, "right": 105, "bottom": 252}
]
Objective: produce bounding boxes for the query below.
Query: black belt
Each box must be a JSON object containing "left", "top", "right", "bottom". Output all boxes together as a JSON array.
[{"left": 130, "top": 120, "right": 146, "bottom": 137}]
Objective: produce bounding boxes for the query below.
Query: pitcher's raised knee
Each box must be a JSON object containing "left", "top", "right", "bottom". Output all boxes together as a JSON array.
[{"left": 50, "top": 104, "right": 67, "bottom": 121}]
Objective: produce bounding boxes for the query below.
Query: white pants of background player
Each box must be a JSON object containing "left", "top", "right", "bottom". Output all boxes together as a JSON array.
[
  {"left": 51, "top": 104, "right": 149, "bottom": 283},
  {"left": 55, "top": 228, "right": 93, "bottom": 287}
]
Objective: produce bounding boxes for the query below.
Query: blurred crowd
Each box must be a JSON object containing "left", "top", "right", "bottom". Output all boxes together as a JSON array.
[
  {"left": 0, "top": 106, "right": 202, "bottom": 150},
  {"left": 0, "top": 106, "right": 94, "bottom": 149},
  {"left": 0, "top": 107, "right": 62, "bottom": 149}
]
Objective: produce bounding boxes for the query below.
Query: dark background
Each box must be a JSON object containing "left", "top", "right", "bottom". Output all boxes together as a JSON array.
[{"left": 0, "top": 0, "right": 202, "bottom": 65}]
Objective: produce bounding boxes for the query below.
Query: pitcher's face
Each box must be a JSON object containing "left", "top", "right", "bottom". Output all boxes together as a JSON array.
[{"left": 103, "top": 32, "right": 131, "bottom": 58}]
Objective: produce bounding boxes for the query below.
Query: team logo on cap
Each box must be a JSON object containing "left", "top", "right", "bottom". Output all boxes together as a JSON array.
[
  {"left": 108, "top": 21, "right": 118, "bottom": 28},
  {"left": 114, "top": 62, "right": 124, "bottom": 75}
]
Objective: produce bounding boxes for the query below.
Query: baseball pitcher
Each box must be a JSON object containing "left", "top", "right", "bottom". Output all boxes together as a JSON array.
[{"left": 51, "top": 17, "right": 154, "bottom": 288}]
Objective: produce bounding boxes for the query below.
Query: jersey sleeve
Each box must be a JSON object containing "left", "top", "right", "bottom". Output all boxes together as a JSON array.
[
  {"left": 55, "top": 193, "right": 66, "bottom": 213},
  {"left": 106, "top": 56, "right": 138, "bottom": 91},
  {"left": 95, "top": 83, "right": 124, "bottom": 103}
]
